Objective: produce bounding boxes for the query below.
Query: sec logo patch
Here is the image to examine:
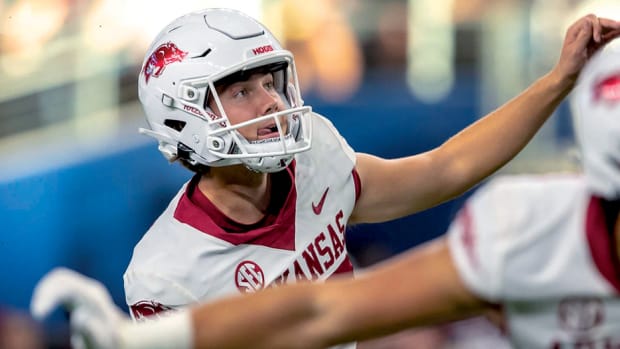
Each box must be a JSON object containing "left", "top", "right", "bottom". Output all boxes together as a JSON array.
[{"left": 235, "top": 260, "right": 265, "bottom": 293}]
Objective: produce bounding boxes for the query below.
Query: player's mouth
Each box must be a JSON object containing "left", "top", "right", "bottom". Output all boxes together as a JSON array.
[{"left": 257, "top": 122, "right": 287, "bottom": 140}]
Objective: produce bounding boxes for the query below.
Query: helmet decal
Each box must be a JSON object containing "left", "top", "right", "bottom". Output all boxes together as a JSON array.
[
  {"left": 130, "top": 300, "right": 174, "bottom": 319},
  {"left": 142, "top": 42, "right": 188, "bottom": 84},
  {"left": 593, "top": 74, "right": 620, "bottom": 103},
  {"left": 251, "top": 45, "right": 274, "bottom": 55}
]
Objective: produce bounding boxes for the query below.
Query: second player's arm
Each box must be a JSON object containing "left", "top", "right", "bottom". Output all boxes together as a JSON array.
[{"left": 187, "top": 238, "right": 488, "bottom": 349}]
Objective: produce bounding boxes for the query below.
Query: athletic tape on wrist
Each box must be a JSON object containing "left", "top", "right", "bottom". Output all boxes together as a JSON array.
[{"left": 118, "top": 310, "right": 193, "bottom": 349}]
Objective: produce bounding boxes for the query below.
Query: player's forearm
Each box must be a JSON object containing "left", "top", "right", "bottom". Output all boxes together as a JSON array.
[
  {"left": 189, "top": 284, "right": 329, "bottom": 349},
  {"left": 438, "top": 70, "right": 572, "bottom": 197},
  {"left": 187, "top": 278, "right": 412, "bottom": 349},
  {"left": 314, "top": 239, "right": 489, "bottom": 343}
]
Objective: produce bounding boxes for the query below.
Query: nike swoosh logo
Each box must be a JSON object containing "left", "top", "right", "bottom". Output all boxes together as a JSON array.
[{"left": 312, "top": 188, "right": 330, "bottom": 215}]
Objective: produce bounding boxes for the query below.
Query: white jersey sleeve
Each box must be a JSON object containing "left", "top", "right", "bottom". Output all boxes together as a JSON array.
[
  {"left": 447, "top": 174, "right": 591, "bottom": 301},
  {"left": 447, "top": 177, "right": 513, "bottom": 301},
  {"left": 312, "top": 112, "right": 356, "bottom": 164},
  {"left": 124, "top": 270, "right": 198, "bottom": 320}
]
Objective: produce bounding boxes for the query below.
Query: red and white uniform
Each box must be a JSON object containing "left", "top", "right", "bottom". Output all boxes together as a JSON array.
[
  {"left": 448, "top": 174, "right": 620, "bottom": 348},
  {"left": 124, "top": 114, "right": 359, "bottom": 348}
]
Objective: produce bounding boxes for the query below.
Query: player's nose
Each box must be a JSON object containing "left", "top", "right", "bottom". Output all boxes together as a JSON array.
[{"left": 257, "top": 87, "right": 279, "bottom": 116}]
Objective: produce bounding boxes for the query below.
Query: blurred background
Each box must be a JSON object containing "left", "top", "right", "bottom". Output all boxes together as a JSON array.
[{"left": 1, "top": 0, "right": 619, "bottom": 347}]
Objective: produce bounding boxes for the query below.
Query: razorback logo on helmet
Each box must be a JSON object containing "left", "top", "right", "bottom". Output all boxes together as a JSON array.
[
  {"left": 593, "top": 74, "right": 620, "bottom": 103},
  {"left": 142, "top": 42, "right": 188, "bottom": 84},
  {"left": 252, "top": 45, "right": 273, "bottom": 55},
  {"left": 130, "top": 300, "right": 174, "bottom": 320}
]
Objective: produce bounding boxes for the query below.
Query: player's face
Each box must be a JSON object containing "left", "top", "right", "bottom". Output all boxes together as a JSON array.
[{"left": 209, "top": 72, "right": 288, "bottom": 141}]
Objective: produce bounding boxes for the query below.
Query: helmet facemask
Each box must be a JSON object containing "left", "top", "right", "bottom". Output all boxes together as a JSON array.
[{"left": 202, "top": 59, "right": 312, "bottom": 172}]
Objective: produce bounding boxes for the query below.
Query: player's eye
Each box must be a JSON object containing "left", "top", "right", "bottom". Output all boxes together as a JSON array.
[{"left": 232, "top": 88, "right": 248, "bottom": 98}]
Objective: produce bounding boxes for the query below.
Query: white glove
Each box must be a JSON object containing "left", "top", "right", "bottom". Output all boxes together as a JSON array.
[
  {"left": 31, "top": 267, "right": 128, "bottom": 349},
  {"left": 31, "top": 267, "right": 194, "bottom": 349}
]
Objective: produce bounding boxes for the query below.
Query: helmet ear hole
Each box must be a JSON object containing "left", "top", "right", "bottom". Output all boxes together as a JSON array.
[{"left": 164, "top": 119, "right": 187, "bottom": 132}]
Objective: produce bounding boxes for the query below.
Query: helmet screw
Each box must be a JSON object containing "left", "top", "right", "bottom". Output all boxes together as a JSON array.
[
  {"left": 213, "top": 140, "right": 220, "bottom": 148},
  {"left": 187, "top": 90, "right": 195, "bottom": 98}
]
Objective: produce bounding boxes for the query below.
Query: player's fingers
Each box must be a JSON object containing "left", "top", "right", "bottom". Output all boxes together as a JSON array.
[
  {"left": 575, "top": 14, "right": 598, "bottom": 43},
  {"left": 567, "top": 15, "right": 595, "bottom": 45},
  {"left": 31, "top": 268, "right": 73, "bottom": 319},
  {"left": 599, "top": 17, "right": 620, "bottom": 30},
  {"left": 70, "top": 304, "right": 118, "bottom": 349},
  {"left": 591, "top": 15, "right": 602, "bottom": 43},
  {"left": 31, "top": 267, "right": 95, "bottom": 319},
  {"left": 70, "top": 333, "right": 87, "bottom": 349},
  {"left": 70, "top": 307, "right": 96, "bottom": 349},
  {"left": 588, "top": 16, "right": 620, "bottom": 42},
  {"left": 602, "top": 28, "right": 620, "bottom": 42},
  {"left": 572, "top": 21, "right": 592, "bottom": 48},
  {"left": 566, "top": 17, "right": 584, "bottom": 41}
]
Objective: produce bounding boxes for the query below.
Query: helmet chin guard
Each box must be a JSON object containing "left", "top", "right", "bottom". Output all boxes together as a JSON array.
[{"left": 138, "top": 8, "right": 313, "bottom": 173}]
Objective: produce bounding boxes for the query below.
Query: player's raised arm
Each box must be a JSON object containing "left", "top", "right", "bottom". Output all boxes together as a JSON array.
[{"left": 350, "top": 14, "right": 620, "bottom": 223}]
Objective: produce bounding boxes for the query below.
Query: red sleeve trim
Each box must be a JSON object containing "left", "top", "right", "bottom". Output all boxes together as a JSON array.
[
  {"left": 130, "top": 300, "right": 174, "bottom": 320},
  {"left": 352, "top": 168, "right": 362, "bottom": 203}
]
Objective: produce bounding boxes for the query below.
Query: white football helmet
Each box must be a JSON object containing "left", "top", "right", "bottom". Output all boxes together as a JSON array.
[
  {"left": 571, "top": 40, "right": 620, "bottom": 199},
  {"left": 138, "top": 8, "right": 312, "bottom": 173}
]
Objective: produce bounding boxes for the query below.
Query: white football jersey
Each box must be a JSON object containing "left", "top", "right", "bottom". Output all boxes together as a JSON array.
[
  {"left": 124, "top": 113, "right": 359, "bottom": 348},
  {"left": 448, "top": 174, "right": 620, "bottom": 348}
]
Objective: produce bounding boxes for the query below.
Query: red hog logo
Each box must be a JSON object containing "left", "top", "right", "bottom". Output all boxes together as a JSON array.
[
  {"left": 593, "top": 74, "right": 620, "bottom": 103},
  {"left": 142, "top": 42, "right": 188, "bottom": 84},
  {"left": 130, "top": 300, "right": 174, "bottom": 320}
]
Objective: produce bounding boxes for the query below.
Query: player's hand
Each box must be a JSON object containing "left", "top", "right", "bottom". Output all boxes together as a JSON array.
[
  {"left": 553, "top": 14, "right": 620, "bottom": 87},
  {"left": 31, "top": 267, "right": 128, "bottom": 349}
]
